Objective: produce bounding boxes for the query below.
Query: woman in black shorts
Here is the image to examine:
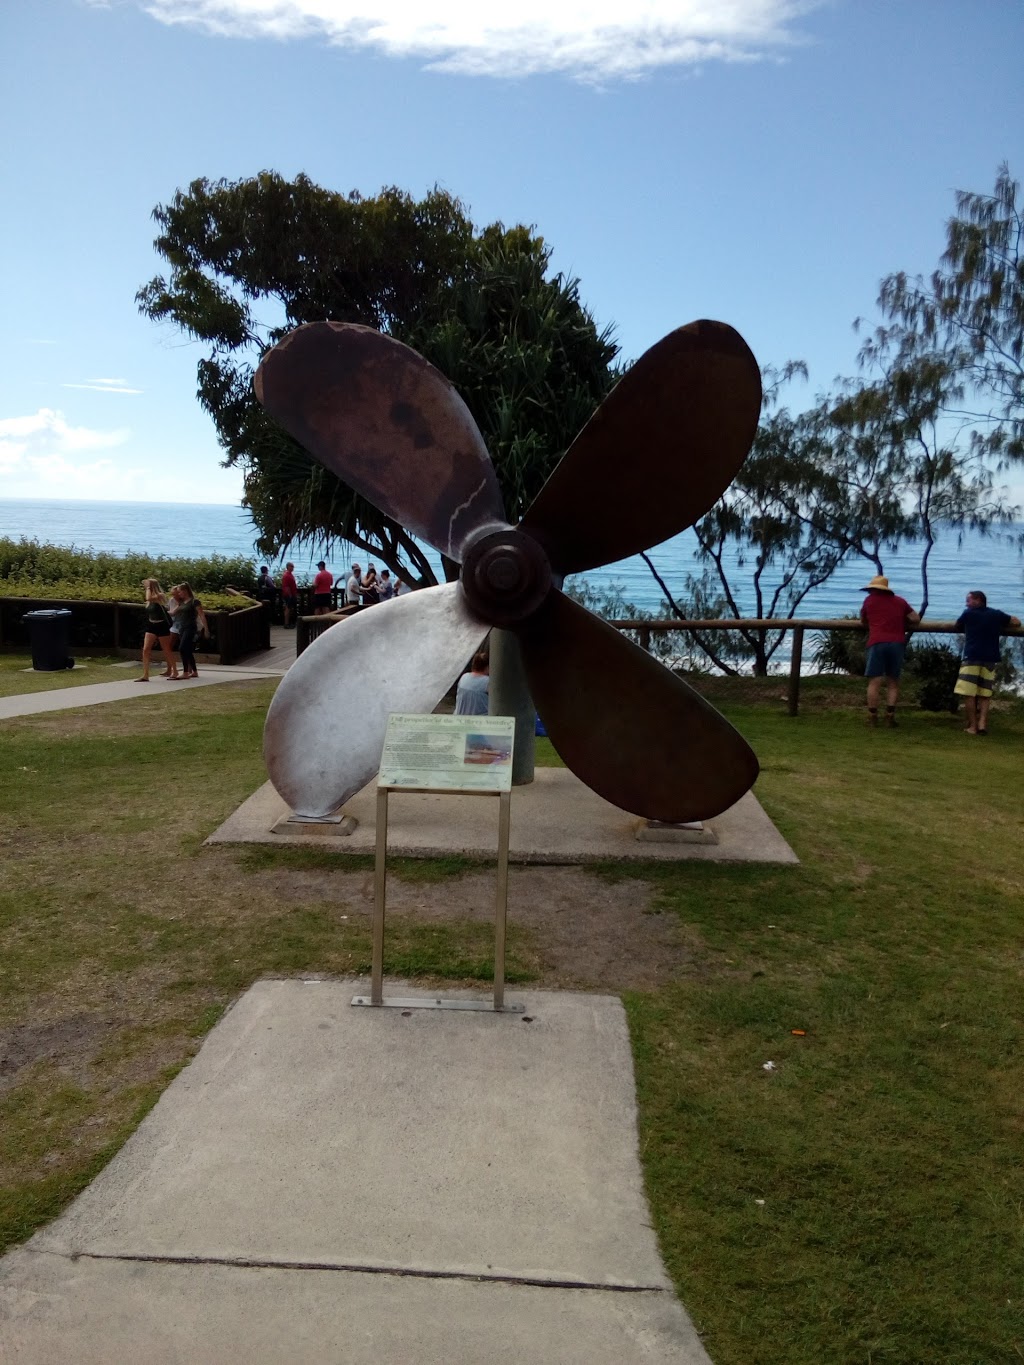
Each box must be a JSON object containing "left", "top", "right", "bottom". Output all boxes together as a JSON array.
[{"left": 137, "top": 578, "right": 180, "bottom": 681}]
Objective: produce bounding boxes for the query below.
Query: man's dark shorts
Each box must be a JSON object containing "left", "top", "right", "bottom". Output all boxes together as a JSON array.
[{"left": 865, "top": 642, "right": 905, "bottom": 678}]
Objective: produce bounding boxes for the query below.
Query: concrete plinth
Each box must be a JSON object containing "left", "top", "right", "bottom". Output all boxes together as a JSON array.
[
  {"left": 634, "top": 819, "right": 717, "bottom": 845},
  {"left": 209, "top": 767, "right": 798, "bottom": 865}
]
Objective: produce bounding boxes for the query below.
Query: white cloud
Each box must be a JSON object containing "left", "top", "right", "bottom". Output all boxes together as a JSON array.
[
  {"left": 0, "top": 409, "right": 132, "bottom": 479},
  {"left": 127, "top": 0, "right": 817, "bottom": 80}
]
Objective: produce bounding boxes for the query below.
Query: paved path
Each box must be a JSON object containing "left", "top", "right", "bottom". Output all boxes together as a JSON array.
[
  {"left": 0, "top": 981, "right": 711, "bottom": 1363},
  {"left": 0, "top": 626, "right": 295, "bottom": 721}
]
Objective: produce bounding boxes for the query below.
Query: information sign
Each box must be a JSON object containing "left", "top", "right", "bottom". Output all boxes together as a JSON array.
[{"left": 378, "top": 713, "right": 515, "bottom": 793}]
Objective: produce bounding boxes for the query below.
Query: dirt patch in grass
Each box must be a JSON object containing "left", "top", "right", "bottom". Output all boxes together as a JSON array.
[
  {"left": 243, "top": 859, "right": 694, "bottom": 991},
  {"left": 0, "top": 1015, "right": 122, "bottom": 1085}
]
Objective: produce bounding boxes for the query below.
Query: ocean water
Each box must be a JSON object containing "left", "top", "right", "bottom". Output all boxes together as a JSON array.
[{"left": 1, "top": 497, "right": 1021, "bottom": 624}]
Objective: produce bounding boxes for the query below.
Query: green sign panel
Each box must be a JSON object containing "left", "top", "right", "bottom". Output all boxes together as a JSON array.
[{"left": 378, "top": 713, "right": 516, "bottom": 793}]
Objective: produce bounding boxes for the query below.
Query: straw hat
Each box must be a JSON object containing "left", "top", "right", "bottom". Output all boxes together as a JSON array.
[{"left": 861, "top": 575, "right": 893, "bottom": 593}]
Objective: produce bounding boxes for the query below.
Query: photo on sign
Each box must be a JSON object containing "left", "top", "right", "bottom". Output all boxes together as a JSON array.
[{"left": 464, "top": 733, "right": 513, "bottom": 766}]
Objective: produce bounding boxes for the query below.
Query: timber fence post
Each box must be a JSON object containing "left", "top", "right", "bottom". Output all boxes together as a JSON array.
[{"left": 788, "top": 626, "right": 804, "bottom": 717}]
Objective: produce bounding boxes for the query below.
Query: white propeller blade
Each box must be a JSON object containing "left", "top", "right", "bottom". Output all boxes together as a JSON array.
[{"left": 265, "top": 585, "right": 488, "bottom": 818}]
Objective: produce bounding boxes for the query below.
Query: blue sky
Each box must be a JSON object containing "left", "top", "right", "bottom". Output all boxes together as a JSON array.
[{"left": 1, "top": 0, "right": 1021, "bottom": 505}]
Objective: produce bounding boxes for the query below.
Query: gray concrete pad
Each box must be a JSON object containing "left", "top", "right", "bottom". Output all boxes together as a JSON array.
[
  {"left": 28, "top": 982, "right": 668, "bottom": 1284},
  {"left": 209, "top": 769, "right": 798, "bottom": 864},
  {"left": 2, "top": 981, "right": 711, "bottom": 1363},
  {"left": 0, "top": 1252, "right": 707, "bottom": 1363}
]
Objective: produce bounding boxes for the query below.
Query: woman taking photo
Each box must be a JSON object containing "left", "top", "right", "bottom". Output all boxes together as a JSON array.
[
  {"left": 138, "top": 579, "right": 179, "bottom": 681},
  {"left": 360, "top": 563, "right": 379, "bottom": 606}
]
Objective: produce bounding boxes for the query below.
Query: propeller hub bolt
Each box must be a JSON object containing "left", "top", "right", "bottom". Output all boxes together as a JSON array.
[
  {"left": 461, "top": 529, "right": 552, "bottom": 626},
  {"left": 484, "top": 551, "right": 522, "bottom": 593}
]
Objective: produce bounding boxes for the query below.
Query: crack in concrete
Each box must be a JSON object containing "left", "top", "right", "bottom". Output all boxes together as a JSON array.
[{"left": 40, "top": 1248, "right": 667, "bottom": 1295}]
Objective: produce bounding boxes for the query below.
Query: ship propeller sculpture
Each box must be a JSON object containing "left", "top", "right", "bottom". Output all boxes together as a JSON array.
[{"left": 255, "top": 320, "right": 762, "bottom": 823}]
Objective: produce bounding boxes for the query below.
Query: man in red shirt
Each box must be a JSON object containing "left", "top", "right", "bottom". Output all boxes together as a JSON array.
[
  {"left": 280, "top": 561, "right": 298, "bottom": 628},
  {"left": 312, "top": 561, "right": 334, "bottom": 616},
  {"left": 860, "top": 575, "right": 920, "bottom": 727}
]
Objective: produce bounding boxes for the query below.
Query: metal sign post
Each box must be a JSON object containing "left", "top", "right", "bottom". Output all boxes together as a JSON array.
[{"left": 352, "top": 714, "right": 523, "bottom": 1014}]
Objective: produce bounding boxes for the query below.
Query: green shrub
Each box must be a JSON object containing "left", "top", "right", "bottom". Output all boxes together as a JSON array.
[
  {"left": 811, "top": 618, "right": 867, "bottom": 675},
  {"left": 0, "top": 539, "right": 257, "bottom": 594},
  {"left": 0, "top": 580, "right": 251, "bottom": 612},
  {"left": 905, "top": 639, "right": 961, "bottom": 712}
]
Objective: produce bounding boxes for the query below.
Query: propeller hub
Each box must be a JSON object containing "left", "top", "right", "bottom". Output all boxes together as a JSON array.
[{"left": 461, "top": 528, "right": 553, "bottom": 626}]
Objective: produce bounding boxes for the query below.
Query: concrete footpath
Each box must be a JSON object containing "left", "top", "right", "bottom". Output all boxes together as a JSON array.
[
  {"left": 0, "top": 668, "right": 271, "bottom": 720},
  {"left": 0, "top": 980, "right": 712, "bottom": 1364},
  {"left": 0, "top": 659, "right": 290, "bottom": 722},
  {"left": 0, "top": 625, "right": 294, "bottom": 722}
]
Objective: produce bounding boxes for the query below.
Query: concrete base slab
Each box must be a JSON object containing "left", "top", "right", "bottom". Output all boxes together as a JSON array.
[
  {"left": 208, "top": 768, "right": 798, "bottom": 864},
  {"left": 635, "top": 819, "right": 717, "bottom": 845},
  {"left": 0, "top": 1252, "right": 707, "bottom": 1364},
  {"left": 20, "top": 662, "right": 89, "bottom": 671},
  {"left": 272, "top": 812, "right": 359, "bottom": 837},
  {"left": 26, "top": 982, "right": 668, "bottom": 1284},
  {"left": 2, "top": 980, "right": 711, "bottom": 1363}
]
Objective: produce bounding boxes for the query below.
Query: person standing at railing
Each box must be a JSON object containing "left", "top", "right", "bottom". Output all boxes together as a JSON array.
[
  {"left": 312, "top": 560, "right": 334, "bottom": 615},
  {"left": 345, "top": 564, "right": 362, "bottom": 607},
  {"left": 256, "top": 566, "right": 276, "bottom": 603},
  {"left": 280, "top": 562, "right": 297, "bottom": 628},
  {"left": 859, "top": 575, "right": 920, "bottom": 728},
  {"left": 360, "top": 563, "right": 379, "bottom": 606},
  {"left": 953, "top": 590, "right": 1021, "bottom": 736}
]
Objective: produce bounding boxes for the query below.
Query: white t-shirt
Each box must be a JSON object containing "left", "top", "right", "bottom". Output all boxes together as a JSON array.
[{"left": 345, "top": 574, "right": 361, "bottom": 605}]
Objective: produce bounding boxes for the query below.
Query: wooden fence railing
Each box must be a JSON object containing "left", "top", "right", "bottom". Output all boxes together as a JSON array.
[
  {"left": 0, "top": 597, "right": 269, "bottom": 665},
  {"left": 295, "top": 610, "right": 361, "bottom": 656},
  {"left": 269, "top": 609, "right": 1022, "bottom": 715},
  {"left": 608, "top": 618, "right": 1023, "bottom": 716}
]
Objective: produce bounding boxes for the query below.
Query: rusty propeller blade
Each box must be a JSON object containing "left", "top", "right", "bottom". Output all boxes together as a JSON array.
[
  {"left": 254, "top": 322, "right": 509, "bottom": 563},
  {"left": 516, "top": 591, "right": 759, "bottom": 822},
  {"left": 264, "top": 587, "right": 488, "bottom": 818},
  {"left": 519, "top": 320, "right": 762, "bottom": 576}
]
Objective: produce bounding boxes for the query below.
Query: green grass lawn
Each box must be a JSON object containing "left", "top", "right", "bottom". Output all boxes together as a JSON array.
[
  {"left": 622, "top": 702, "right": 1024, "bottom": 1363},
  {"left": 0, "top": 680, "right": 1021, "bottom": 1362},
  {"left": 0, "top": 653, "right": 126, "bottom": 697}
]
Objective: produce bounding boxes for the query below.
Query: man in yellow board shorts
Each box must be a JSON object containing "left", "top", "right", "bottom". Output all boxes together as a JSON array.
[{"left": 953, "top": 590, "right": 1021, "bottom": 735}]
